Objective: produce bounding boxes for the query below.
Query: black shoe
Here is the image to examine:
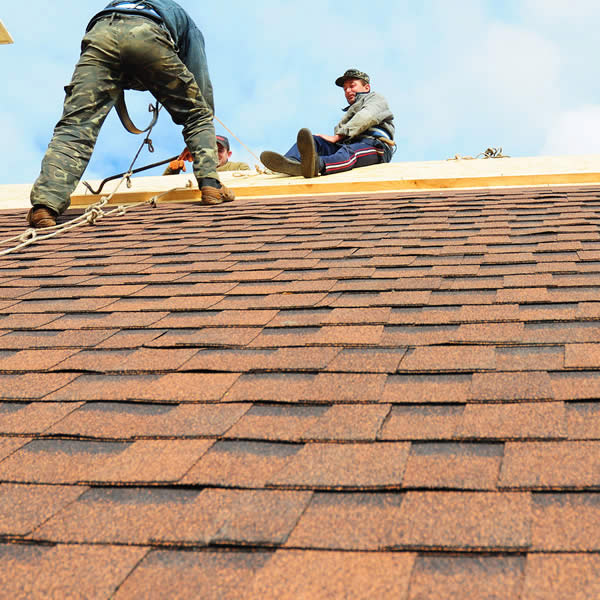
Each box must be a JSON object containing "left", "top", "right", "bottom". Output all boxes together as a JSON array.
[
  {"left": 260, "top": 151, "right": 302, "bottom": 177},
  {"left": 297, "top": 128, "right": 320, "bottom": 178}
]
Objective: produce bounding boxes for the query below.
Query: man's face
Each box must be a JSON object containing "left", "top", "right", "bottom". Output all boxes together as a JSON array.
[
  {"left": 343, "top": 79, "right": 370, "bottom": 104},
  {"left": 217, "top": 143, "right": 232, "bottom": 167}
]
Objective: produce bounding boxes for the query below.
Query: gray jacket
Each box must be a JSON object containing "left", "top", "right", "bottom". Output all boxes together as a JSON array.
[
  {"left": 88, "top": 0, "right": 214, "bottom": 111},
  {"left": 334, "top": 91, "right": 395, "bottom": 142}
]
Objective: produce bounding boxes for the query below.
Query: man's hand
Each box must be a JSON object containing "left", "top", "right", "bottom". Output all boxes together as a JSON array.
[
  {"left": 168, "top": 148, "right": 194, "bottom": 172},
  {"left": 179, "top": 147, "right": 193, "bottom": 162},
  {"left": 315, "top": 133, "right": 344, "bottom": 143}
]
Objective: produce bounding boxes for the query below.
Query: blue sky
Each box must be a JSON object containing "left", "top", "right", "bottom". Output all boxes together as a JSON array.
[{"left": 2, "top": 0, "right": 600, "bottom": 185}]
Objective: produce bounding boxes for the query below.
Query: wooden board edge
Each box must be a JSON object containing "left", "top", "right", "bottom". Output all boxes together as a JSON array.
[{"left": 70, "top": 172, "right": 600, "bottom": 207}]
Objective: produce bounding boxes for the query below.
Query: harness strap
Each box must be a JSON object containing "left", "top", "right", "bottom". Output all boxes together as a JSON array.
[{"left": 115, "top": 91, "right": 159, "bottom": 134}]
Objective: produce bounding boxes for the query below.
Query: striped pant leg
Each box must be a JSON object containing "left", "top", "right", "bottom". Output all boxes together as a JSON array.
[{"left": 321, "top": 140, "right": 384, "bottom": 176}]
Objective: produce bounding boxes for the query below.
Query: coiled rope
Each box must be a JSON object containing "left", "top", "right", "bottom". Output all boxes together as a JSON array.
[{"left": 447, "top": 147, "right": 509, "bottom": 161}]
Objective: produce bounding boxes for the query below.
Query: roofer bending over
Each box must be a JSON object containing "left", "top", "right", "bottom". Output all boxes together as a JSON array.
[
  {"left": 28, "top": 0, "right": 234, "bottom": 229},
  {"left": 261, "top": 69, "right": 395, "bottom": 179},
  {"left": 164, "top": 135, "right": 250, "bottom": 175}
]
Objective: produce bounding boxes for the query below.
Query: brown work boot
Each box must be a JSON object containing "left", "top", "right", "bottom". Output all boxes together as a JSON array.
[
  {"left": 27, "top": 206, "right": 57, "bottom": 229},
  {"left": 297, "top": 128, "right": 320, "bottom": 178},
  {"left": 260, "top": 151, "right": 302, "bottom": 177},
  {"left": 200, "top": 184, "right": 235, "bottom": 205}
]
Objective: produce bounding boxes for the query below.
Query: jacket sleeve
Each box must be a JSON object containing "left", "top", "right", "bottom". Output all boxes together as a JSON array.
[{"left": 334, "top": 94, "right": 393, "bottom": 139}]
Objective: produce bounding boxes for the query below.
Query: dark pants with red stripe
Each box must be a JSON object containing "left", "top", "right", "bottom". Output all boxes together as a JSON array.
[{"left": 284, "top": 135, "right": 385, "bottom": 175}]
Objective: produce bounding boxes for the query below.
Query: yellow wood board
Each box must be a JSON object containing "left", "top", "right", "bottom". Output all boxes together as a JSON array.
[
  {"left": 69, "top": 155, "right": 600, "bottom": 207},
  {"left": 0, "top": 20, "right": 13, "bottom": 44}
]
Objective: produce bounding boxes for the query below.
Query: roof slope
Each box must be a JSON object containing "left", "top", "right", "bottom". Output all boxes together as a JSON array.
[{"left": 1, "top": 185, "right": 600, "bottom": 598}]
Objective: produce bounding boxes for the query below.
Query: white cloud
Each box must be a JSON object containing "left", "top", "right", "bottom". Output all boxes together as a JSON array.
[
  {"left": 542, "top": 106, "right": 600, "bottom": 155},
  {"left": 521, "top": 0, "right": 600, "bottom": 23}
]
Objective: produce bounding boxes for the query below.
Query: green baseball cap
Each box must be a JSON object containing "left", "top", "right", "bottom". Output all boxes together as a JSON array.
[{"left": 335, "top": 69, "right": 370, "bottom": 87}]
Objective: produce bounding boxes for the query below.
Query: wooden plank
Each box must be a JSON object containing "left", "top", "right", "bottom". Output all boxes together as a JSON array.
[
  {"left": 69, "top": 171, "right": 600, "bottom": 207},
  {"left": 0, "top": 20, "right": 13, "bottom": 45}
]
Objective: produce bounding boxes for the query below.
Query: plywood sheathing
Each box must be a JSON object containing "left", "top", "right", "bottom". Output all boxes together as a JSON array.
[
  {"left": 0, "top": 20, "right": 13, "bottom": 44},
  {"left": 68, "top": 154, "right": 600, "bottom": 207}
]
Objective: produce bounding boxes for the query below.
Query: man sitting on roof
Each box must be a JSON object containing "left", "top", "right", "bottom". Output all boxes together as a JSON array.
[
  {"left": 27, "top": 0, "right": 235, "bottom": 229},
  {"left": 261, "top": 69, "right": 395, "bottom": 179},
  {"left": 164, "top": 135, "right": 250, "bottom": 175}
]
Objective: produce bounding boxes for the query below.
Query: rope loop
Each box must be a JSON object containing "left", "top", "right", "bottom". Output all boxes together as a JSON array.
[
  {"left": 85, "top": 206, "right": 104, "bottom": 225},
  {"left": 18, "top": 229, "right": 37, "bottom": 243}
]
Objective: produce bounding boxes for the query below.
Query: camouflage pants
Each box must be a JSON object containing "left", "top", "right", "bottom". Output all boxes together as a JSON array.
[{"left": 30, "top": 14, "right": 219, "bottom": 214}]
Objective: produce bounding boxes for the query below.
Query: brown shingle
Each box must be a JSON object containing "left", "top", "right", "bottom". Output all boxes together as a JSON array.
[
  {"left": 54, "top": 347, "right": 198, "bottom": 372},
  {"left": 182, "top": 441, "right": 301, "bottom": 487},
  {"left": 4, "top": 298, "right": 117, "bottom": 313},
  {"left": 522, "top": 554, "right": 600, "bottom": 600},
  {"left": 306, "top": 373, "right": 388, "bottom": 402},
  {"left": 565, "top": 343, "right": 600, "bottom": 368},
  {"left": 34, "top": 488, "right": 311, "bottom": 546},
  {"left": 470, "top": 372, "right": 553, "bottom": 401},
  {"left": 531, "top": 493, "right": 600, "bottom": 551},
  {"left": 0, "top": 543, "right": 148, "bottom": 599},
  {"left": 0, "top": 402, "right": 83, "bottom": 434},
  {"left": 303, "top": 404, "right": 391, "bottom": 441},
  {"left": 323, "top": 307, "right": 391, "bottom": 324},
  {"left": 0, "top": 373, "right": 79, "bottom": 399},
  {"left": 392, "top": 491, "right": 531, "bottom": 550},
  {"left": 33, "top": 487, "right": 219, "bottom": 545},
  {"left": 399, "top": 346, "right": 496, "bottom": 372},
  {"left": 408, "top": 555, "right": 525, "bottom": 600},
  {"left": 47, "top": 402, "right": 250, "bottom": 439},
  {"left": 0, "top": 439, "right": 213, "bottom": 484},
  {"left": 42, "top": 311, "right": 169, "bottom": 329},
  {"left": 567, "top": 402, "right": 600, "bottom": 439},
  {"left": 224, "top": 404, "right": 328, "bottom": 441},
  {"left": 153, "top": 309, "right": 278, "bottom": 327},
  {"left": 0, "top": 438, "right": 32, "bottom": 462},
  {"left": 46, "top": 372, "right": 240, "bottom": 402},
  {"left": 145, "top": 327, "right": 262, "bottom": 347},
  {"left": 402, "top": 442, "right": 503, "bottom": 490},
  {"left": 458, "top": 402, "right": 566, "bottom": 440},
  {"left": 0, "top": 349, "right": 77, "bottom": 370},
  {"left": 500, "top": 441, "right": 600, "bottom": 489},
  {"left": 453, "top": 322, "right": 524, "bottom": 343},
  {"left": 312, "top": 324, "right": 385, "bottom": 345},
  {"left": 380, "top": 404, "right": 465, "bottom": 440},
  {"left": 0, "top": 329, "right": 115, "bottom": 349},
  {"left": 382, "top": 374, "right": 472, "bottom": 404},
  {"left": 225, "top": 373, "right": 316, "bottom": 402},
  {"left": 248, "top": 549, "right": 415, "bottom": 599},
  {"left": 495, "top": 346, "right": 564, "bottom": 371},
  {"left": 326, "top": 347, "right": 407, "bottom": 373},
  {"left": 0, "top": 483, "right": 86, "bottom": 536},
  {"left": 114, "top": 550, "right": 272, "bottom": 600},
  {"left": 187, "top": 346, "right": 340, "bottom": 372},
  {"left": 285, "top": 492, "right": 405, "bottom": 550},
  {"left": 269, "top": 442, "right": 410, "bottom": 489}
]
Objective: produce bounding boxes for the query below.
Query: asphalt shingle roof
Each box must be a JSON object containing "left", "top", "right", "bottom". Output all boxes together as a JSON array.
[{"left": 1, "top": 185, "right": 600, "bottom": 597}]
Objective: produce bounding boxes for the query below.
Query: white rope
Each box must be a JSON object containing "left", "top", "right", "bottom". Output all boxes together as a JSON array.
[
  {"left": 447, "top": 147, "right": 509, "bottom": 161},
  {"left": 0, "top": 105, "right": 169, "bottom": 257}
]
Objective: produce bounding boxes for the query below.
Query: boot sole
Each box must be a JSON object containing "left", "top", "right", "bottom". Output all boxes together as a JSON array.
[
  {"left": 297, "top": 128, "right": 318, "bottom": 178},
  {"left": 260, "top": 151, "right": 302, "bottom": 177}
]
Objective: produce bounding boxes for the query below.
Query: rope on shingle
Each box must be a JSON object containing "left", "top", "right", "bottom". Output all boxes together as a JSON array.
[{"left": 0, "top": 120, "right": 163, "bottom": 256}]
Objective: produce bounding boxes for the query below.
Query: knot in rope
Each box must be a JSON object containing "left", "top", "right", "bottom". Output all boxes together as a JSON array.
[
  {"left": 84, "top": 205, "right": 105, "bottom": 225},
  {"left": 19, "top": 229, "right": 37, "bottom": 243},
  {"left": 448, "top": 147, "right": 510, "bottom": 161}
]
